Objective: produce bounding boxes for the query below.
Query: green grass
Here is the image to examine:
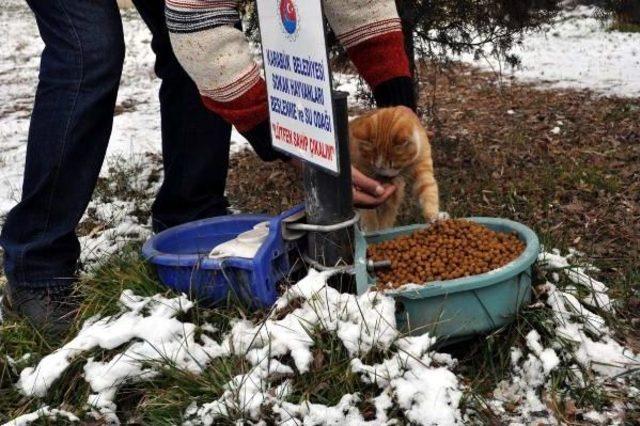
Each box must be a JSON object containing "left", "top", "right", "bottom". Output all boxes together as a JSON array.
[
  {"left": 0, "top": 245, "right": 160, "bottom": 422},
  {"left": 128, "top": 356, "right": 251, "bottom": 424},
  {"left": 287, "top": 330, "right": 370, "bottom": 406}
]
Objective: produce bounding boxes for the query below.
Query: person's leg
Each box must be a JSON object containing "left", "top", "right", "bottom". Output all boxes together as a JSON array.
[
  {"left": 131, "top": 0, "right": 234, "bottom": 232},
  {"left": 0, "top": 0, "right": 124, "bottom": 330}
]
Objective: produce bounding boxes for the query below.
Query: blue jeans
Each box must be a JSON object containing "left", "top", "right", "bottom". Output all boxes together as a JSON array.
[{"left": 0, "top": 0, "right": 232, "bottom": 289}]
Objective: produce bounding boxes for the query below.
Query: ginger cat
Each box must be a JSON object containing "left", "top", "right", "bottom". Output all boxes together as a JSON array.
[{"left": 349, "top": 106, "right": 439, "bottom": 231}]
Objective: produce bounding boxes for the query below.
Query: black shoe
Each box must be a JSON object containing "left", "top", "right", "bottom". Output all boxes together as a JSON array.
[{"left": 2, "top": 284, "right": 80, "bottom": 337}]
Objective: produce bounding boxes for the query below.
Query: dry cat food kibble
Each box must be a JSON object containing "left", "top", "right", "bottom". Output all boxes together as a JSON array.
[{"left": 367, "top": 219, "right": 526, "bottom": 290}]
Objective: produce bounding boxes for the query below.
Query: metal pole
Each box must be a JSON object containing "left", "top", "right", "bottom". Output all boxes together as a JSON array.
[{"left": 303, "top": 91, "right": 354, "bottom": 269}]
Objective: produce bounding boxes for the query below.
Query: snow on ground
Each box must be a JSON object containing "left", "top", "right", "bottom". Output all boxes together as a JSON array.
[
  {"left": 483, "top": 249, "right": 639, "bottom": 425},
  {"left": 0, "top": 2, "right": 159, "bottom": 215},
  {"left": 2, "top": 406, "right": 79, "bottom": 426},
  {"left": 12, "top": 254, "right": 640, "bottom": 425},
  {"left": 14, "top": 270, "right": 464, "bottom": 425},
  {"left": 459, "top": 6, "right": 640, "bottom": 97}
]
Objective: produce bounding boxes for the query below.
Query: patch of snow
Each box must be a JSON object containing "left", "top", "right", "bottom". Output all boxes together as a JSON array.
[
  {"left": 224, "top": 270, "right": 395, "bottom": 377},
  {"left": 583, "top": 410, "right": 607, "bottom": 423},
  {"left": 5, "top": 353, "right": 32, "bottom": 368},
  {"left": 274, "top": 394, "right": 367, "bottom": 426},
  {"left": 545, "top": 282, "right": 639, "bottom": 377},
  {"left": 538, "top": 249, "right": 613, "bottom": 311},
  {"left": 489, "top": 349, "right": 559, "bottom": 424},
  {"left": 486, "top": 327, "right": 562, "bottom": 423},
  {"left": 487, "top": 326, "right": 569, "bottom": 423},
  {"left": 543, "top": 258, "right": 638, "bottom": 383},
  {"left": 1, "top": 406, "right": 79, "bottom": 426},
  {"left": 459, "top": 6, "right": 640, "bottom": 97},
  {"left": 525, "top": 330, "right": 560, "bottom": 374},
  {"left": 334, "top": 73, "right": 360, "bottom": 98},
  {"left": 486, "top": 249, "right": 639, "bottom": 423},
  {"left": 166, "top": 270, "right": 462, "bottom": 425},
  {"left": 352, "top": 334, "right": 462, "bottom": 425},
  {"left": 80, "top": 218, "right": 150, "bottom": 266},
  {"left": 187, "top": 270, "right": 401, "bottom": 423},
  {"left": 334, "top": 72, "right": 372, "bottom": 110},
  {"left": 12, "top": 247, "right": 640, "bottom": 424},
  {"left": 15, "top": 270, "right": 462, "bottom": 425},
  {"left": 17, "top": 290, "right": 227, "bottom": 423}
]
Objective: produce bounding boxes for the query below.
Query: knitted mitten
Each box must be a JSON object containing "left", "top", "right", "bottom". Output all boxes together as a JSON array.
[{"left": 372, "top": 76, "right": 416, "bottom": 111}]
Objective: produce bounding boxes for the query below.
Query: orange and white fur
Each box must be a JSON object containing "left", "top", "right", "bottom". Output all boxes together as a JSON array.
[{"left": 349, "top": 106, "right": 439, "bottom": 231}]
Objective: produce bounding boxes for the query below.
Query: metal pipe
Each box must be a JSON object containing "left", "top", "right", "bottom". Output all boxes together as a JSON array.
[
  {"left": 286, "top": 212, "right": 360, "bottom": 232},
  {"left": 302, "top": 91, "right": 354, "bottom": 268},
  {"left": 367, "top": 259, "right": 392, "bottom": 272}
]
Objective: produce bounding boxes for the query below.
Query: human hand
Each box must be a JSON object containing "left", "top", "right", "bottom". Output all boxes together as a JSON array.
[
  {"left": 286, "top": 159, "right": 395, "bottom": 209},
  {"left": 351, "top": 166, "right": 396, "bottom": 209}
]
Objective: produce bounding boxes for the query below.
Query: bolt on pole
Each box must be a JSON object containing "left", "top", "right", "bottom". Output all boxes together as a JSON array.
[{"left": 303, "top": 91, "right": 355, "bottom": 270}]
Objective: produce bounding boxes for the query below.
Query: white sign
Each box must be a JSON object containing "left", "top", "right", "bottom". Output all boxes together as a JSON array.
[{"left": 257, "top": 0, "right": 339, "bottom": 173}]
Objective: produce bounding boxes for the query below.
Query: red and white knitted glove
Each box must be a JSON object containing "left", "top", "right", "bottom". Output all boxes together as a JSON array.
[
  {"left": 325, "top": 0, "right": 416, "bottom": 109},
  {"left": 325, "top": 1, "right": 408, "bottom": 85}
]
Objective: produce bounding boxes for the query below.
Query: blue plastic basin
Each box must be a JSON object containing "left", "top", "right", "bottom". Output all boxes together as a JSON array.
[
  {"left": 355, "top": 218, "right": 540, "bottom": 343},
  {"left": 142, "top": 206, "right": 303, "bottom": 307}
]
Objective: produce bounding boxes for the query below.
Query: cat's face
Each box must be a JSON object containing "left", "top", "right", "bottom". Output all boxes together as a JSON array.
[{"left": 351, "top": 106, "right": 424, "bottom": 178}]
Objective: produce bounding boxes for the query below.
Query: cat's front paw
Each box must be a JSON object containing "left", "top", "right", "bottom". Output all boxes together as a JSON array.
[
  {"left": 425, "top": 212, "right": 449, "bottom": 225},
  {"left": 422, "top": 205, "right": 440, "bottom": 223},
  {"left": 436, "top": 211, "right": 450, "bottom": 221}
]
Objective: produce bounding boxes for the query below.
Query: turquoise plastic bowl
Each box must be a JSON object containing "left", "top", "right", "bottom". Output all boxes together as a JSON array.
[{"left": 355, "top": 218, "right": 540, "bottom": 343}]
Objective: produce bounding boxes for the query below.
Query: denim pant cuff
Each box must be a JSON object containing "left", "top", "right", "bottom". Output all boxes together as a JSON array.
[{"left": 5, "top": 275, "right": 77, "bottom": 290}]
